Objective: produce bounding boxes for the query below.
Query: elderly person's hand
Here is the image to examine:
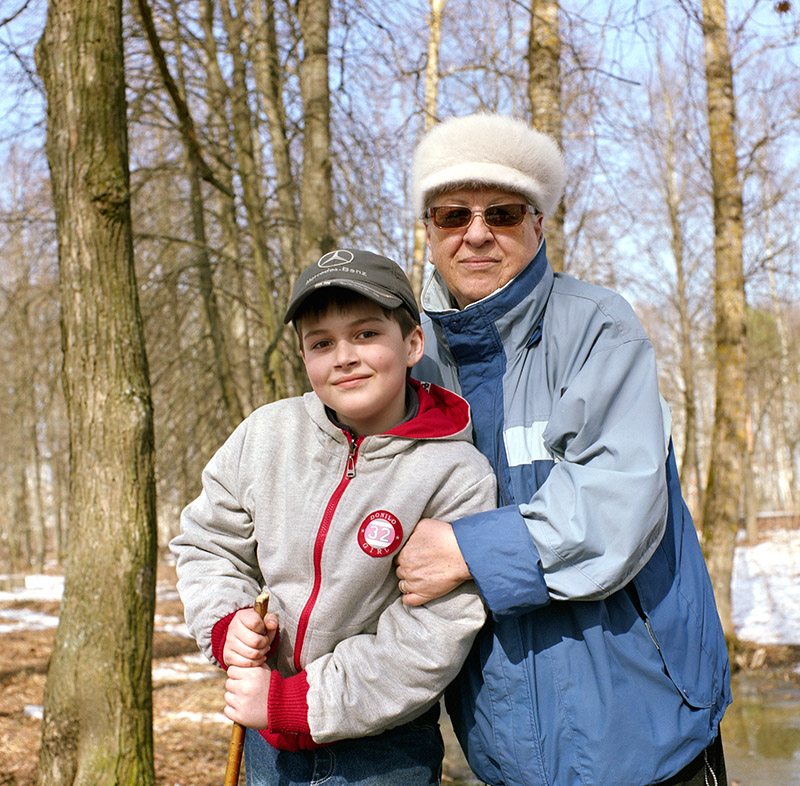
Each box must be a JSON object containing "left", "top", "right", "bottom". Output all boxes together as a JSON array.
[{"left": 395, "top": 518, "right": 472, "bottom": 606}]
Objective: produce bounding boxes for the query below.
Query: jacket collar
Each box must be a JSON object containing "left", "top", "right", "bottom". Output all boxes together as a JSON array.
[
  {"left": 422, "top": 239, "right": 553, "bottom": 356},
  {"left": 304, "top": 379, "right": 472, "bottom": 446}
]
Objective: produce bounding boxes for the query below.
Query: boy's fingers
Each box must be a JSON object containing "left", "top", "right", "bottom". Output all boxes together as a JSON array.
[
  {"left": 264, "top": 613, "right": 279, "bottom": 630},
  {"left": 238, "top": 608, "right": 268, "bottom": 633}
]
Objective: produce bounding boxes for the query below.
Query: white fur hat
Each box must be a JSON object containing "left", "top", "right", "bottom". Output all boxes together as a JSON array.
[{"left": 411, "top": 114, "right": 566, "bottom": 221}]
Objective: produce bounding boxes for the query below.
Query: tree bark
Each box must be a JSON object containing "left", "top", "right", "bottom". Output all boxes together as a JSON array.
[
  {"left": 35, "top": 0, "right": 158, "bottom": 781},
  {"left": 659, "top": 78, "right": 704, "bottom": 521},
  {"left": 251, "top": 0, "right": 300, "bottom": 277},
  {"left": 165, "top": 0, "right": 245, "bottom": 429},
  {"left": 298, "top": 0, "right": 334, "bottom": 265},
  {"left": 411, "top": 0, "right": 446, "bottom": 298},
  {"left": 528, "top": 0, "right": 566, "bottom": 272},
  {"left": 699, "top": 0, "right": 747, "bottom": 640}
]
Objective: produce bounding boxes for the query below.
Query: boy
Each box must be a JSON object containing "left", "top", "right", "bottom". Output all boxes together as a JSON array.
[{"left": 171, "top": 249, "right": 496, "bottom": 786}]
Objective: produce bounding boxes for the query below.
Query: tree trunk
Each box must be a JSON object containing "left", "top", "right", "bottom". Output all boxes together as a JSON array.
[
  {"left": 298, "top": 0, "right": 334, "bottom": 265},
  {"left": 250, "top": 0, "right": 308, "bottom": 397},
  {"left": 197, "top": 6, "right": 259, "bottom": 413},
  {"left": 527, "top": 0, "right": 566, "bottom": 272},
  {"left": 251, "top": 0, "right": 300, "bottom": 277},
  {"left": 206, "top": 0, "right": 288, "bottom": 400},
  {"left": 743, "top": 411, "right": 758, "bottom": 542},
  {"left": 166, "top": 0, "right": 245, "bottom": 429},
  {"left": 411, "top": 0, "right": 446, "bottom": 298},
  {"left": 763, "top": 164, "right": 797, "bottom": 509},
  {"left": 35, "top": 0, "right": 158, "bottom": 781},
  {"left": 699, "top": 0, "right": 747, "bottom": 641},
  {"left": 660, "top": 81, "right": 704, "bottom": 521},
  {"left": 12, "top": 464, "right": 31, "bottom": 571}
]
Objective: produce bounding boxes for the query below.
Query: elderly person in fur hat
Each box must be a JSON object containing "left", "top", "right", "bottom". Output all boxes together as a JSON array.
[{"left": 395, "top": 114, "right": 731, "bottom": 786}]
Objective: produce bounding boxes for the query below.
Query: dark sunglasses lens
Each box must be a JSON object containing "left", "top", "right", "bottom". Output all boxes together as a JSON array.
[
  {"left": 433, "top": 206, "right": 472, "bottom": 228},
  {"left": 484, "top": 205, "right": 526, "bottom": 226}
]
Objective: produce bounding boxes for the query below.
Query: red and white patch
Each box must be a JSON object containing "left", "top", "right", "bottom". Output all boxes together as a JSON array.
[{"left": 357, "top": 510, "right": 403, "bottom": 557}]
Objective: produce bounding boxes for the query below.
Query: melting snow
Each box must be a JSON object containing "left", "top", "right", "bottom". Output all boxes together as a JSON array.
[{"left": 2, "top": 530, "right": 799, "bottom": 645}]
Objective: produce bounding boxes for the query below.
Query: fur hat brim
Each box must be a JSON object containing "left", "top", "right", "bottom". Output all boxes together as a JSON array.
[{"left": 412, "top": 114, "right": 566, "bottom": 221}]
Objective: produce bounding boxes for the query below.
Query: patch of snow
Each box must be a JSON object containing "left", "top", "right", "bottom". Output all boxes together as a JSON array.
[
  {"left": 154, "top": 613, "right": 191, "bottom": 638},
  {"left": 158, "top": 710, "right": 229, "bottom": 725},
  {"left": 0, "top": 607, "right": 60, "bottom": 633},
  {"left": 2, "top": 529, "right": 798, "bottom": 646},
  {"left": 732, "top": 529, "right": 800, "bottom": 645},
  {"left": 0, "top": 574, "right": 64, "bottom": 603},
  {"left": 157, "top": 582, "right": 180, "bottom": 602},
  {"left": 24, "top": 705, "right": 43, "bottom": 719},
  {"left": 152, "top": 654, "right": 218, "bottom": 684}
]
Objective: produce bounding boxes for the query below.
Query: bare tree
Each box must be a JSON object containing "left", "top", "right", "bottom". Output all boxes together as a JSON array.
[
  {"left": 528, "top": 0, "right": 566, "bottom": 272},
  {"left": 409, "top": 0, "right": 446, "bottom": 297},
  {"left": 697, "top": 0, "right": 747, "bottom": 639},
  {"left": 35, "top": 0, "right": 157, "bottom": 780}
]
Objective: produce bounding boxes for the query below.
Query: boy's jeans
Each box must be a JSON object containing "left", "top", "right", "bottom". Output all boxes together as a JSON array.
[{"left": 244, "top": 704, "right": 444, "bottom": 786}]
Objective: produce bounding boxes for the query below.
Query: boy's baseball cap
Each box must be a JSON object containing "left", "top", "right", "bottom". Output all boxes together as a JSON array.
[{"left": 283, "top": 249, "right": 421, "bottom": 325}]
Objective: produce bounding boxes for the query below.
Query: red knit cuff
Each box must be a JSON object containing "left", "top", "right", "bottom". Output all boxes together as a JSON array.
[
  {"left": 260, "top": 670, "right": 321, "bottom": 750},
  {"left": 210, "top": 610, "right": 281, "bottom": 669},
  {"left": 210, "top": 611, "right": 237, "bottom": 668},
  {"left": 268, "top": 671, "right": 312, "bottom": 734},
  {"left": 258, "top": 729, "right": 321, "bottom": 751}
]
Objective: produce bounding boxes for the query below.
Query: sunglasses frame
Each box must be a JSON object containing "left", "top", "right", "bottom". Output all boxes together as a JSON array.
[{"left": 425, "top": 203, "right": 537, "bottom": 230}]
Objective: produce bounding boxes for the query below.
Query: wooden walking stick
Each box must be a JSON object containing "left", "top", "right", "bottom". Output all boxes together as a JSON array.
[{"left": 224, "top": 589, "right": 271, "bottom": 786}]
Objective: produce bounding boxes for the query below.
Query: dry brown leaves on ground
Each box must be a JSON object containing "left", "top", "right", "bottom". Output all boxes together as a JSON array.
[{"left": 0, "top": 564, "right": 478, "bottom": 786}]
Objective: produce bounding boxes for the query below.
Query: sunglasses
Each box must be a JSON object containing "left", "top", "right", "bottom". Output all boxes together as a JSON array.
[{"left": 425, "top": 203, "right": 536, "bottom": 230}]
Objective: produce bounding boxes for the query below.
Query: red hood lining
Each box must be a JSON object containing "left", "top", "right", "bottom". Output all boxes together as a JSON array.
[{"left": 386, "top": 378, "right": 470, "bottom": 439}]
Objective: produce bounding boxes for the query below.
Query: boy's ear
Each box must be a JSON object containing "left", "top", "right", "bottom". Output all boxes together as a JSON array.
[{"left": 406, "top": 324, "right": 425, "bottom": 367}]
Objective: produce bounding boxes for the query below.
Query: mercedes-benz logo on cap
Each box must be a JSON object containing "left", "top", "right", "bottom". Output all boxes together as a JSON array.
[{"left": 318, "top": 249, "right": 354, "bottom": 268}]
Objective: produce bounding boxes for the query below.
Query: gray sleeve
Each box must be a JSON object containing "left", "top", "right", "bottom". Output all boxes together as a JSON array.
[
  {"left": 169, "top": 422, "right": 262, "bottom": 661},
  {"left": 525, "top": 336, "right": 669, "bottom": 600}
]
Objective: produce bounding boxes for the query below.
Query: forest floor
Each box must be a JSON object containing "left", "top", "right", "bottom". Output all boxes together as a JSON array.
[
  {"left": 0, "top": 562, "right": 481, "bottom": 786},
  {"left": 2, "top": 562, "right": 799, "bottom": 786}
]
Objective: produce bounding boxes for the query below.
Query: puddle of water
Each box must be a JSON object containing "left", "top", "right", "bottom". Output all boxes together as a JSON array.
[{"left": 723, "top": 671, "right": 800, "bottom": 786}]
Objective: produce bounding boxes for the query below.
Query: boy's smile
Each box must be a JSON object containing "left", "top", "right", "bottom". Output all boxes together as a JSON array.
[{"left": 300, "top": 301, "right": 424, "bottom": 437}]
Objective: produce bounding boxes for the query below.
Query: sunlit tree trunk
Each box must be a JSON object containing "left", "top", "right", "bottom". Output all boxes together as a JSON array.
[
  {"left": 699, "top": 0, "right": 747, "bottom": 640},
  {"left": 298, "top": 0, "right": 334, "bottom": 265},
  {"left": 169, "top": 0, "right": 245, "bottom": 429},
  {"left": 197, "top": 8, "right": 259, "bottom": 413},
  {"left": 527, "top": 0, "right": 566, "bottom": 272},
  {"left": 762, "top": 158, "right": 797, "bottom": 509},
  {"left": 11, "top": 465, "right": 31, "bottom": 570},
  {"left": 659, "top": 78, "right": 704, "bottom": 521},
  {"left": 252, "top": 0, "right": 300, "bottom": 277},
  {"left": 411, "top": 0, "right": 446, "bottom": 298},
  {"left": 251, "top": 0, "right": 307, "bottom": 396},
  {"left": 35, "top": 0, "right": 157, "bottom": 780}
]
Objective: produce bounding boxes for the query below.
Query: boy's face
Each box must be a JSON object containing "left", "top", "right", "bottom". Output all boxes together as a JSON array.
[{"left": 299, "top": 300, "right": 424, "bottom": 437}]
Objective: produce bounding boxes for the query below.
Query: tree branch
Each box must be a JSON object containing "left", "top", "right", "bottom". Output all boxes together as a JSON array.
[{"left": 133, "top": 0, "right": 234, "bottom": 199}]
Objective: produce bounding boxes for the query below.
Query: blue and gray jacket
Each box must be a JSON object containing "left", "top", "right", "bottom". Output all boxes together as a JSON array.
[{"left": 415, "top": 242, "right": 731, "bottom": 786}]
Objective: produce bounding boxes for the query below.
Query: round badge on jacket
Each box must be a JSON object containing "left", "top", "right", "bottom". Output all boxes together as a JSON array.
[{"left": 357, "top": 510, "right": 404, "bottom": 557}]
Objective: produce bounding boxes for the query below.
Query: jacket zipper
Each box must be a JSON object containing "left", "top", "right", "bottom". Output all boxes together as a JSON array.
[{"left": 293, "top": 433, "right": 361, "bottom": 672}]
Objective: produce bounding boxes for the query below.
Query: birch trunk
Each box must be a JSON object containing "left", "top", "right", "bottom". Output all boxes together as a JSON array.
[{"left": 699, "top": 0, "right": 747, "bottom": 640}]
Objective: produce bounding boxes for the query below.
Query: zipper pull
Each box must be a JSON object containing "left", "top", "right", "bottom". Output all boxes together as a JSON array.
[
  {"left": 345, "top": 436, "right": 358, "bottom": 478},
  {"left": 344, "top": 434, "right": 361, "bottom": 478}
]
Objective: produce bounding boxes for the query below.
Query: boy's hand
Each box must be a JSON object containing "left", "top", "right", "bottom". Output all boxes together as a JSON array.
[
  {"left": 224, "top": 664, "right": 271, "bottom": 729},
  {"left": 223, "top": 609, "right": 279, "bottom": 668},
  {"left": 395, "top": 518, "right": 472, "bottom": 606}
]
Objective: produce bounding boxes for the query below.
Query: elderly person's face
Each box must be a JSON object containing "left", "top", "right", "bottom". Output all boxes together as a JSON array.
[{"left": 425, "top": 187, "right": 544, "bottom": 309}]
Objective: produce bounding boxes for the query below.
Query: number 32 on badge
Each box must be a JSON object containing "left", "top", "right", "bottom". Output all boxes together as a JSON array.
[{"left": 357, "top": 510, "right": 403, "bottom": 557}]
